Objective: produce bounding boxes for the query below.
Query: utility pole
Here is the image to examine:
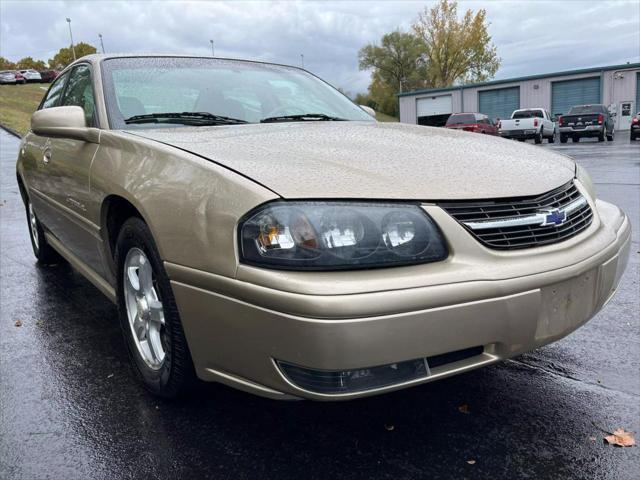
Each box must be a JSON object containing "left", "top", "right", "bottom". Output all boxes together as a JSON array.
[
  {"left": 300, "top": 54, "right": 304, "bottom": 69},
  {"left": 66, "top": 18, "right": 76, "bottom": 61},
  {"left": 98, "top": 33, "right": 105, "bottom": 53},
  {"left": 210, "top": 40, "right": 215, "bottom": 57}
]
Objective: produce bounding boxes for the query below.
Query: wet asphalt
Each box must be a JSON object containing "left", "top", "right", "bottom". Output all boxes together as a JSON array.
[{"left": 0, "top": 129, "right": 638, "bottom": 480}]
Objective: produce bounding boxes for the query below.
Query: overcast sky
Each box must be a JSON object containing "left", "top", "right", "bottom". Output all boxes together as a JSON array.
[{"left": 1, "top": 0, "right": 638, "bottom": 94}]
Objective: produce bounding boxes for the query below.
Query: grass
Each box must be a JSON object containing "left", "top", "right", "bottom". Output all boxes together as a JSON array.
[
  {"left": 0, "top": 83, "right": 47, "bottom": 135},
  {"left": 375, "top": 111, "right": 399, "bottom": 122}
]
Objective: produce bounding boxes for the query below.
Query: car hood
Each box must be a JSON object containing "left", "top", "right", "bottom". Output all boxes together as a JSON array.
[{"left": 126, "top": 121, "right": 575, "bottom": 200}]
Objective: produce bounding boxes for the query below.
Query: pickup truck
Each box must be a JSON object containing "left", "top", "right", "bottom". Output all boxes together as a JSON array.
[
  {"left": 498, "top": 108, "right": 556, "bottom": 144},
  {"left": 558, "top": 104, "right": 614, "bottom": 143}
]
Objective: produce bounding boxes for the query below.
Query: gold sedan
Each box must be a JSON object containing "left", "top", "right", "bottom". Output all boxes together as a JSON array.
[{"left": 16, "top": 55, "right": 630, "bottom": 399}]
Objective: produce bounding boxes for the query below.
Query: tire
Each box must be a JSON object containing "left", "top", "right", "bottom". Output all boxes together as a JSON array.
[
  {"left": 24, "top": 195, "right": 63, "bottom": 264},
  {"left": 607, "top": 128, "right": 614, "bottom": 142},
  {"left": 534, "top": 129, "right": 543, "bottom": 144},
  {"left": 598, "top": 127, "right": 605, "bottom": 142},
  {"left": 560, "top": 134, "right": 568, "bottom": 143},
  {"left": 517, "top": 138, "right": 525, "bottom": 142},
  {"left": 572, "top": 136, "right": 580, "bottom": 143},
  {"left": 548, "top": 130, "right": 555, "bottom": 143},
  {"left": 115, "top": 217, "right": 196, "bottom": 398}
]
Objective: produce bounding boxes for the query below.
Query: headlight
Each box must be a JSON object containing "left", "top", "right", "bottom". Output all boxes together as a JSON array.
[{"left": 239, "top": 202, "right": 448, "bottom": 270}]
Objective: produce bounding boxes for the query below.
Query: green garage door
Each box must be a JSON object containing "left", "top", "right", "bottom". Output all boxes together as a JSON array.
[
  {"left": 551, "top": 77, "right": 600, "bottom": 116},
  {"left": 478, "top": 87, "right": 520, "bottom": 122},
  {"left": 636, "top": 72, "right": 640, "bottom": 115}
]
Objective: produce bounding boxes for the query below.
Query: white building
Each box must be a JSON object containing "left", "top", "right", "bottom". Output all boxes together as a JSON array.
[{"left": 398, "top": 62, "right": 640, "bottom": 131}]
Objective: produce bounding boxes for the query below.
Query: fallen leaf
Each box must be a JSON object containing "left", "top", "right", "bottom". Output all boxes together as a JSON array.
[
  {"left": 466, "top": 460, "right": 476, "bottom": 465},
  {"left": 14, "top": 320, "right": 22, "bottom": 327},
  {"left": 604, "top": 429, "right": 635, "bottom": 447},
  {"left": 384, "top": 424, "right": 395, "bottom": 431},
  {"left": 458, "top": 404, "right": 470, "bottom": 414}
]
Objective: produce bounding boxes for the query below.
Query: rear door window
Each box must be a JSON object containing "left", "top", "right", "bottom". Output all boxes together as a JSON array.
[
  {"left": 446, "top": 114, "right": 476, "bottom": 125},
  {"left": 40, "top": 72, "right": 69, "bottom": 109}
]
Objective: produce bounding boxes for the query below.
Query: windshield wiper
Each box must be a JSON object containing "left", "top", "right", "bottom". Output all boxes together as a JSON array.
[
  {"left": 260, "top": 113, "right": 346, "bottom": 123},
  {"left": 124, "top": 112, "right": 248, "bottom": 125}
]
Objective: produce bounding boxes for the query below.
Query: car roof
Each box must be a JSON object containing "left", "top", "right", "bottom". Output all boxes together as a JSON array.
[{"left": 68, "top": 53, "right": 305, "bottom": 73}]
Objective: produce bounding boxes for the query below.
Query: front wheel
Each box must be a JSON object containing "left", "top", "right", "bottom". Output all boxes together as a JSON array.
[{"left": 115, "top": 217, "right": 196, "bottom": 398}]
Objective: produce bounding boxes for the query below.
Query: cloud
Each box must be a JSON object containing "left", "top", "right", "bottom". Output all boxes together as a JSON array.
[{"left": 1, "top": 0, "right": 638, "bottom": 94}]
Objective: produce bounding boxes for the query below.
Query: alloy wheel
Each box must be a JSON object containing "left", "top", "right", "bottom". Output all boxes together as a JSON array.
[{"left": 123, "top": 247, "right": 167, "bottom": 369}]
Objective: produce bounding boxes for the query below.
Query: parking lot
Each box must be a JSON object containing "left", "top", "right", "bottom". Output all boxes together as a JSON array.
[{"left": 0, "top": 129, "right": 638, "bottom": 479}]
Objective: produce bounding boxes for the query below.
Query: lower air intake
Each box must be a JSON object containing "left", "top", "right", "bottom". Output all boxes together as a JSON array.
[{"left": 277, "top": 346, "right": 484, "bottom": 395}]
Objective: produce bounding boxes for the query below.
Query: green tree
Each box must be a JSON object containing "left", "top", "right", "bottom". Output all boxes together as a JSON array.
[
  {"left": 16, "top": 57, "right": 47, "bottom": 70},
  {"left": 359, "top": 30, "right": 426, "bottom": 95},
  {"left": 358, "top": 30, "right": 427, "bottom": 115},
  {"left": 48, "top": 42, "right": 97, "bottom": 69},
  {"left": 412, "top": 0, "right": 500, "bottom": 88},
  {"left": 0, "top": 57, "right": 16, "bottom": 70}
]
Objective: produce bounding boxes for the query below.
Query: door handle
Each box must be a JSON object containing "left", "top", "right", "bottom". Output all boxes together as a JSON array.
[{"left": 43, "top": 149, "right": 52, "bottom": 165}]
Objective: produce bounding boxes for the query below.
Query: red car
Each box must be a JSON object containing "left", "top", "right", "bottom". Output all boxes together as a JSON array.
[
  {"left": 38, "top": 70, "right": 60, "bottom": 83},
  {"left": 445, "top": 113, "right": 499, "bottom": 135},
  {"left": 13, "top": 71, "right": 26, "bottom": 84}
]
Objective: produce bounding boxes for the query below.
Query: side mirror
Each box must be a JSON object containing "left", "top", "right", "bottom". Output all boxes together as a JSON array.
[
  {"left": 31, "top": 106, "right": 99, "bottom": 143},
  {"left": 359, "top": 105, "right": 376, "bottom": 118}
]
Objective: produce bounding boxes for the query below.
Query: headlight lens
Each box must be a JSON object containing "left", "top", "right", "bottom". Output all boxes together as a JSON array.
[{"left": 239, "top": 202, "right": 448, "bottom": 270}]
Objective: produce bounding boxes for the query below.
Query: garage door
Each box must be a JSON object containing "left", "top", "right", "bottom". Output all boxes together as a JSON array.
[
  {"left": 416, "top": 95, "right": 452, "bottom": 126},
  {"left": 478, "top": 87, "right": 520, "bottom": 123},
  {"left": 636, "top": 73, "right": 640, "bottom": 115},
  {"left": 551, "top": 77, "right": 600, "bottom": 116}
]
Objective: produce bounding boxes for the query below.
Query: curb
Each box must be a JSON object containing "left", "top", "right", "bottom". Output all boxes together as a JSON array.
[{"left": 0, "top": 123, "right": 22, "bottom": 138}]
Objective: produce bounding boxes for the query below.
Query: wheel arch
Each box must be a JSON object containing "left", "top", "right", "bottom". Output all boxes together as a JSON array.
[{"left": 100, "top": 194, "right": 155, "bottom": 272}]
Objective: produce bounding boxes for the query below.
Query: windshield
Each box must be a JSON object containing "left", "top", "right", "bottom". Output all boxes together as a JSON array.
[
  {"left": 512, "top": 110, "right": 544, "bottom": 119},
  {"left": 568, "top": 105, "right": 605, "bottom": 115},
  {"left": 101, "top": 57, "right": 373, "bottom": 129},
  {"left": 446, "top": 114, "right": 476, "bottom": 125}
]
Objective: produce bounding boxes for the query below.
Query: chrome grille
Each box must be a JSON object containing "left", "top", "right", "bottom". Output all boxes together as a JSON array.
[{"left": 439, "top": 181, "right": 593, "bottom": 250}]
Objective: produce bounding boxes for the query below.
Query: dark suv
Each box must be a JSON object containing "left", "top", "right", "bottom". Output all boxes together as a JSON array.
[{"left": 558, "top": 104, "right": 614, "bottom": 143}]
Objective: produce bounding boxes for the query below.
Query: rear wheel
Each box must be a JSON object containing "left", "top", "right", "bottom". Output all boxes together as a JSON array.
[
  {"left": 115, "top": 217, "right": 196, "bottom": 398},
  {"left": 548, "top": 129, "right": 556, "bottom": 143},
  {"left": 24, "top": 196, "right": 63, "bottom": 264},
  {"left": 560, "top": 134, "right": 568, "bottom": 143},
  {"left": 607, "top": 127, "right": 614, "bottom": 142},
  {"left": 572, "top": 136, "right": 580, "bottom": 143},
  {"left": 598, "top": 127, "right": 605, "bottom": 142},
  {"left": 534, "top": 129, "right": 543, "bottom": 144}
]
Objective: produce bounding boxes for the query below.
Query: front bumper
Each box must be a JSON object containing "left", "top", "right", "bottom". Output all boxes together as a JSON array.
[{"left": 167, "top": 198, "right": 631, "bottom": 400}]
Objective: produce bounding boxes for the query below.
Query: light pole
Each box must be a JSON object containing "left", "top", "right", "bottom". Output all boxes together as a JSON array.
[
  {"left": 66, "top": 18, "right": 76, "bottom": 61},
  {"left": 300, "top": 54, "right": 304, "bottom": 69},
  {"left": 98, "top": 33, "right": 105, "bottom": 53},
  {"left": 210, "top": 39, "right": 214, "bottom": 57}
]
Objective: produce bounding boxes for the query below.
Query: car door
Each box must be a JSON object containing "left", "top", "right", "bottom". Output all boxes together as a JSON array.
[
  {"left": 23, "top": 71, "right": 70, "bottom": 229},
  {"left": 38, "top": 63, "right": 106, "bottom": 277}
]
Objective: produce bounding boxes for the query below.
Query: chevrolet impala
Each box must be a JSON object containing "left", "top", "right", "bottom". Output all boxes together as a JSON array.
[{"left": 16, "top": 55, "right": 631, "bottom": 399}]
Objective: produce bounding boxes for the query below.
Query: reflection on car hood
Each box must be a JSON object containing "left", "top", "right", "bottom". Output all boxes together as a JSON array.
[{"left": 126, "top": 122, "right": 575, "bottom": 200}]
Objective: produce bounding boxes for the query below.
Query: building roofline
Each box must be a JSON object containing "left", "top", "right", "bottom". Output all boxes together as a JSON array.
[{"left": 397, "top": 62, "right": 640, "bottom": 97}]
